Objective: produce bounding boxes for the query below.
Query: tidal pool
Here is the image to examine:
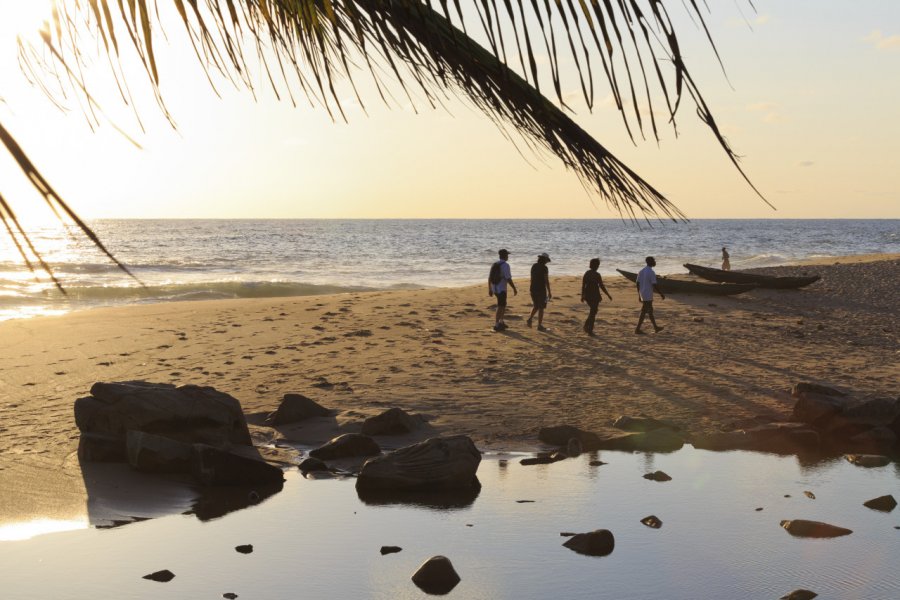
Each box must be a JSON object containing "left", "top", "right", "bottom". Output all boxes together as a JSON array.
[{"left": 1, "top": 447, "right": 898, "bottom": 599}]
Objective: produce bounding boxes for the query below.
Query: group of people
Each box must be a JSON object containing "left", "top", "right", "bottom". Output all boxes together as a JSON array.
[{"left": 487, "top": 249, "right": 664, "bottom": 335}]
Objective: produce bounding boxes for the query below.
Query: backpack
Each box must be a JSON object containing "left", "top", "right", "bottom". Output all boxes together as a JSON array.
[{"left": 489, "top": 261, "right": 503, "bottom": 285}]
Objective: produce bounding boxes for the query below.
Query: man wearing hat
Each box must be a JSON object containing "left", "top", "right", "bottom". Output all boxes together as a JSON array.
[
  {"left": 488, "top": 248, "right": 517, "bottom": 331},
  {"left": 527, "top": 252, "right": 552, "bottom": 331}
]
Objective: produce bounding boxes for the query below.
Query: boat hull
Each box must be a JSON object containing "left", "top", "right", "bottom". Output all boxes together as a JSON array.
[
  {"left": 683, "top": 264, "right": 821, "bottom": 289},
  {"left": 617, "top": 270, "right": 756, "bottom": 296}
]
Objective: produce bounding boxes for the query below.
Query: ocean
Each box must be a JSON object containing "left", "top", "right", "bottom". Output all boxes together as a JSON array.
[{"left": 0, "top": 219, "right": 897, "bottom": 320}]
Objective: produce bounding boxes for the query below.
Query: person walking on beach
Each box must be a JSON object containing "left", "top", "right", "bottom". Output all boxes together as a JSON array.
[
  {"left": 488, "top": 249, "right": 517, "bottom": 332},
  {"left": 635, "top": 256, "right": 665, "bottom": 334},
  {"left": 581, "top": 258, "right": 612, "bottom": 336},
  {"left": 527, "top": 253, "right": 552, "bottom": 331},
  {"left": 721, "top": 247, "right": 731, "bottom": 271}
]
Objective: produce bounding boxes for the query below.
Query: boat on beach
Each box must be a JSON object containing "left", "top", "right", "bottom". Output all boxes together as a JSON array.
[
  {"left": 616, "top": 269, "right": 756, "bottom": 296},
  {"left": 683, "top": 264, "right": 821, "bottom": 289}
]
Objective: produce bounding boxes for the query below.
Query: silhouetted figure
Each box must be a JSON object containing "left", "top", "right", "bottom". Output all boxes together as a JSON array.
[
  {"left": 722, "top": 247, "right": 731, "bottom": 271},
  {"left": 581, "top": 258, "right": 612, "bottom": 336},
  {"left": 527, "top": 253, "right": 552, "bottom": 331},
  {"left": 488, "top": 249, "right": 517, "bottom": 331},
  {"left": 635, "top": 256, "right": 665, "bottom": 334}
]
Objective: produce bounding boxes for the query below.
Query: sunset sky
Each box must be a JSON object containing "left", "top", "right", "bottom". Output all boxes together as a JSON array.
[{"left": 0, "top": 0, "right": 898, "bottom": 222}]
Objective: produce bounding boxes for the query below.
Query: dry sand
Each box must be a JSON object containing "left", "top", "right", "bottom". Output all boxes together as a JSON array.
[{"left": 0, "top": 254, "right": 897, "bottom": 525}]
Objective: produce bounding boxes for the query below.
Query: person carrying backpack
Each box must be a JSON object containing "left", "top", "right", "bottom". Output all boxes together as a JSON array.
[{"left": 488, "top": 249, "right": 517, "bottom": 331}]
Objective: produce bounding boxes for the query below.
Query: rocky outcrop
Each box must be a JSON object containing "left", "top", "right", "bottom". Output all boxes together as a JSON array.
[
  {"left": 309, "top": 433, "right": 381, "bottom": 460},
  {"left": 411, "top": 556, "right": 461, "bottom": 595},
  {"left": 538, "top": 425, "right": 600, "bottom": 450},
  {"left": 562, "top": 529, "right": 615, "bottom": 556},
  {"left": 265, "top": 393, "right": 330, "bottom": 425},
  {"left": 360, "top": 408, "right": 422, "bottom": 436},
  {"left": 191, "top": 444, "right": 284, "bottom": 486},
  {"left": 780, "top": 519, "right": 852, "bottom": 538},
  {"left": 356, "top": 435, "right": 481, "bottom": 491}
]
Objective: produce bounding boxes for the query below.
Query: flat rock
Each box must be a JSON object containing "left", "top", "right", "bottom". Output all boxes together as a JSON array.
[
  {"left": 356, "top": 435, "right": 480, "bottom": 491},
  {"left": 191, "top": 444, "right": 285, "bottom": 486},
  {"left": 142, "top": 570, "right": 175, "bottom": 582},
  {"left": 781, "top": 590, "right": 817, "bottom": 600},
  {"left": 380, "top": 546, "right": 402, "bottom": 555},
  {"left": 538, "top": 425, "right": 600, "bottom": 450},
  {"left": 309, "top": 433, "right": 380, "bottom": 460},
  {"left": 845, "top": 454, "right": 891, "bottom": 468},
  {"left": 361, "top": 407, "right": 423, "bottom": 436},
  {"left": 265, "top": 393, "right": 330, "bottom": 425},
  {"left": 643, "top": 471, "right": 672, "bottom": 482},
  {"left": 780, "top": 519, "right": 852, "bottom": 538},
  {"left": 562, "top": 529, "right": 615, "bottom": 557},
  {"left": 863, "top": 495, "right": 897, "bottom": 512},
  {"left": 411, "top": 556, "right": 461, "bottom": 595}
]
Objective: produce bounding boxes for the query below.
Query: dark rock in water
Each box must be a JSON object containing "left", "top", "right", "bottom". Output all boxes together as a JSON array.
[
  {"left": 235, "top": 544, "right": 253, "bottom": 554},
  {"left": 641, "top": 515, "right": 662, "bottom": 529},
  {"left": 863, "top": 495, "right": 897, "bottom": 512},
  {"left": 223, "top": 594, "right": 238, "bottom": 599},
  {"left": 516, "top": 500, "right": 535, "bottom": 503},
  {"left": 309, "top": 433, "right": 380, "bottom": 460},
  {"left": 411, "top": 555, "right": 461, "bottom": 595},
  {"left": 848, "top": 427, "right": 897, "bottom": 455},
  {"left": 562, "top": 529, "right": 615, "bottom": 557},
  {"left": 792, "top": 382, "right": 845, "bottom": 398},
  {"left": 792, "top": 391, "right": 850, "bottom": 427},
  {"left": 265, "top": 393, "right": 330, "bottom": 425},
  {"left": 77, "top": 432, "right": 127, "bottom": 462},
  {"left": 75, "top": 381, "right": 252, "bottom": 462},
  {"left": 755, "top": 507, "right": 764, "bottom": 511},
  {"left": 643, "top": 471, "right": 672, "bottom": 482},
  {"left": 380, "top": 545, "right": 402, "bottom": 555},
  {"left": 613, "top": 415, "right": 680, "bottom": 433},
  {"left": 356, "top": 435, "right": 480, "bottom": 491},
  {"left": 520, "top": 456, "right": 560, "bottom": 466},
  {"left": 693, "top": 423, "right": 820, "bottom": 453},
  {"left": 189, "top": 483, "right": 282, "bottom": 521},
  {"left": 191, "top": 444, "right": 285, "bottom": 486},
  {"left": 142, "top": 570, "right": 175, "bottom": 582},
  {"left": 298, "top": 457, "right": 329, "bottom": 473},
  {"left": 804, "top": 491, "right": 816, "bottom": 500},
  {"left": 589, "top": 460, "right": 607, "bottom": 466},
  {"left": 361, "top": 407, "right": 423, "bottom": 436},
  {"left": 780, "top": 519, "right": 852, "bottom": 538},
  {"left": 126, "top": 430, "right": 192, "bottom": 473},
  {"left": 845, "top": 454, "right": 891, "bottom": 468},
  {"left": 780, "top": 590, "right": 817, "bottom": 600},
  {"left": 566, "top": 437, "right": 583, "bottom": 457},
  {"left": 560, "top": 532, "right": 576, "bottom": 537},
  {"left": 599, "top": 429, "right": 683, "bottom": 453},
  {"left": 538, "top": 425, "right": 601, "bottom": 450}
]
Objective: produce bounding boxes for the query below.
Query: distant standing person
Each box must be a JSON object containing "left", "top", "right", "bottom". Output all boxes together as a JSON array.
[
  {"left": 635, "top": 256, "right": 665, "bottom": 334},
  {"left": 488, "top": 249, "right": 517, "bottom": 332},
  {"left": 722, "top": 247, "right": 731, "bottom": 271},
  {"left": 581, "top": 258, "right": 612, "bottom": 336},
  {"left": 527, "top": 253, "right": 552, "bottom": 331}
]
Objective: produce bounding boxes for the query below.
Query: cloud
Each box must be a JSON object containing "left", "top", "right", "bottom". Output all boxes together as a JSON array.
[
  {"left": 747, "top": 102, "right": 783, "bottom": 124},
  {"left": 864, "top": 30, "right": 900, "bottom": 50},
  {"left": 746, "top": 102, "right": 776, "bottom": 112},
  {"left": 755, "top": 14, "right": 771, "bottom": 26},
  {"left": 798, "top": 161, "right": 815, "bottom": 168}
]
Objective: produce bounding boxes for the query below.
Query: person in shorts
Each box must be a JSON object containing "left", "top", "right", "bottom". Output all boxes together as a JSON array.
[
  {"left": 635, "top": 256, "right": 665, "bottom": 334},
  {"left": 581, "top": 258, "right": 612, "bottom": 336},
  {"left": 527, "top": 253, "right": 552, "bottom": 331},
  {"left": 488, "top": 249, "right": 517, "bottom": 331}
]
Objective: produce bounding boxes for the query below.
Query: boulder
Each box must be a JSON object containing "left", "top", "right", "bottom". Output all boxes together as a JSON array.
[
  {"left": 780, "top": 519, "right": 852, "bottom": 538},
  {"left": 142, "top": 570, "right": 175, "bottom": 582},
  {"left": 309, "top": 433, "right": 380, "bottom": 460},
  {"left": 356, "top": 435, "right": 481, "bottom": 491},
  {"left": 597, "top": 429, "right": 684, "bottom": 453},
  {"left": 643, "top": 471, "right": 672, "bottom": 482},
  {"left": 791, "top": 382, "right": 845, "bottom": 398},
  {"left": 265, "top": 393, "right": 330, "bottom": 425},
  {"left": 77, "top": 432, "right": 127, "bottom": 462},
  {"left": 298, "top": 457, "right": 330, "bottom": 473},
  {"left": 613, "top": 415, "right": 680, "bottom": 433},
  {"left": 845, "top": 454, "right": 891, "bottom": 468},
  {"left": 361, "top": 407, "right": 422, "bottom": 436},
  {"left": 562, "top": 529, "right": 615, "bottom": 557},
  {"left": 863, "top": 495, "right": 897, "bottom": 512},
  {"left": 842, "top": 397, "right": 900, "bottom": 424},
  {"left": 191, "top": 444, "right": 285, "bottom": 486},
  {"left": 566, "top": 438, "right": 583, "bottom": 457},
  {"left": 780, "top": 590, "right": 817, "bottom": 600},
  {"left": 743, "top": 423, "right": 820, "bottom": 453},
  {"left": 75, "top": 382, "right": 252, "bottom": 462},
  {"left": 380, "top": 546, "right": 402, "bottom": 555},
  {"left": 792, "top": 392, "right": 850, "bottom": 427},
  {"left": 538, "top": 425, "right": 600, "bottom": 450},
  {"left": 847, "top": 427, "right": 897, "bottom": 455},
  {"left": 235, "top": 544, "right": 253, "bottom": 554},
  {"left": 411, "top": 556, "right": 461, "bottom": 595},
  {"left": 126, "top": 430, "right": 193, "bottom": 473}
]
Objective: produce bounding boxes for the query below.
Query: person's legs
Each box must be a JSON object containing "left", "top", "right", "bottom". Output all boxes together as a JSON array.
[
  {"left": 636, "top": 301, "right": 649, "bottom": 333},
  {"left": 646, "top": 301, "right": 662, "bottom": 332},
  {"left": 537, "top": 306, "right": 545, "bottom": 327},
  {"left": 527, "top": 304, "right": 538, "bottom": 327},
  {"left": 494, "top": 292, "right": 507, "bottom": 329},
  {"left": 585, "top": 301, "right": 598, "bottom": 334}
]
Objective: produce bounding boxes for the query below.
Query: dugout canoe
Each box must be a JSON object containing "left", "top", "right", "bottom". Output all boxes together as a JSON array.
[
  {"left": 616, "top": 269, "right": 757, "bottom": 296},
  {"left": 683, "top": 264, "right": 821, "bottom": 289}
]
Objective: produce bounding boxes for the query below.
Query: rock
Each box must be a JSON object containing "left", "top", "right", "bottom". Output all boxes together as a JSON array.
[
  {"left": 792, "top": 382, "right": 845, "bottom": 398},
  {"left": 863, "top": 495, "right": 897, "bottom": 512},
  {"left": 804, "top": 491, "right": 816, "bottom": 499},
  {"left": 641, "top": 515, "right": 662, "bottom": 529},
  {"left": 380, "top": 546, "right": 402, "bottom": 555},
  {"left": 589, "top": 460, "right": 607, "bottom": 466},
  {"left": 298, "top": 457, "right": 330, "bottom": 473},
  {"left": 520, "top": 455, "right": 564, "bottom": 466},
  {"left": 142, "top": 570, "right": 175, "bottom": 582},
  {"left": 693, "top": 423, "right": 820, "bottom": 453},
  {"left": 780, "top": 590, "right": 817, "bottom": 600},
  {"left": 265, "top": 393, "right": 330, "bottom": 425},
  {"left": 223, "top": 594, "right": 238, "bottom": 599},
  {"left": 361, "top": 407, "right": 422, "bottom": 436},
  {"left": 842, "top": 397, "right": 900, "bottom": 424},
  {"left": 566, "top": 437, "right": 583, "bottom": 457},
  {"left": 191, "top": 444, "right": 285, "bottom": 486},
  {"left": 598, "top": 429, "right": 683, "bottom": 452},
  {"left": 309, "top": 433, "right": 380, "bottom": 460},
  {"left": 780, "top": 519, "right": 852, "bottom": 538},
  {"left": 538, "top": 425, "right": 600, "bottom": 450},
  {"left": 562, "top": 529, "right": 615, "bottom": 557},
  {"left": 845, "top": 454, "right": 891, "bottom": 468},
  {"left": 126, "top": 430, "right": 193, "bottom": 473},
  {"left": 411, "top": 556, "right": 461, "bottom": 595},
  {"left": 847, "top": 426, "right": 897, "bottom": 455},
  {"left": 75, "top": 381, "right": 252, "bottom": 462},
  {"left": 235, "top": 544, "right": 253, "bottom": 554},
  {"left": 77, "top": 432, "right": 127, "bottom": 462},
  {"left": 792, "top": 391, "right": 850, "bottom": 426},
  {"left": 643, "top": 471, "right": 672, "bottom": 482},
  {"left": 356, "top": 435, "right": 480, "bottom": 491},
  {"left": 612, "top": 415, "right": 680, "bottom": 433}
]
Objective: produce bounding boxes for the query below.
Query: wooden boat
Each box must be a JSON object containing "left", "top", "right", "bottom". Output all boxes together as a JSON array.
[
  {"left": 683, "top": 264, "right": 821, "bottom": 289},
  {"left": 616, "top": 269, "right": 756, "bottom": 296}
]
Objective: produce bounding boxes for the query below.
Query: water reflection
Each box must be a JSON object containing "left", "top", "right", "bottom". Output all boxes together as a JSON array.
[{"left": 356, "top": 484, "right": 481, "bottom": 510}]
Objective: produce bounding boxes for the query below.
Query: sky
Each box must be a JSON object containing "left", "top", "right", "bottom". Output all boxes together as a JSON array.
[{"left": 0, "top": 0, "right": 898, "bottom": 222}]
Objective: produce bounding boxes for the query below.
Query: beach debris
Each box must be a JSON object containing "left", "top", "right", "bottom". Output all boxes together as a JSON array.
[
  {"left": 516, "top": 500, "right": 536, "bottom": 503},
  {"left": 589, "top": 460, "right": 607, "bottom": 466},
  {"left": 780, "top": 590, "right": 817, "bottom": 600},
  {"left": 298, "top": 457, "right": 330, "bottom": 474},
  {"left": 361, "top": 407, "right": 423, "bottom": 436},
  {"left": 845, "top": 454, "right": 891, "bottom": 468},
  {"left": 235, "top": 544, "right": 253, "bottom": 554},
  {"left": 380, "top": 546, "right": 402, "bottom": 555},
  {"left": 804, "top": 491, "right": 816, "bottom": 500},
  {"left": 641, "top": 515, "right": 663, "bottom": 529},
  {"left": 411, "top": 556, "right": 461, "bottom": 595},
  {"left": 309, "top": 434, "right": 381, "bottom": 460},
  {"left": 538, "top": 425, "right": 601, "bottom": 450},
  {"left": 126, "top": 430, "right": 193, "bottom": 473},
  {"left": 643, "top": 471, "right": 672, "bottom": 482},
  {"left": 863, "top": 495, "right": 897, "bottom": 512},
  {"left": 566, "top": 437, "right": 583, "bottom": 457},
  {"left": 356, "top": 435, "right": 481, "bottom": 492},
  {"left": 223, "top": 593, "right": 238, "bottom": 599},
  {"left": 265, "top": 393, "right": 331, "bottom": 426},
  {"left": 191, "top": 444, "right": 285, "bottom": 486},
  {"left": 780, "top": 519, "right": 852, "bottom": 538},
  {"left": 562, "top": 529, "right": 615, "bottom": 557},
  {"left": 142, "top": 570, "right": 175, "bottom": 583},
  {"left": 612, "top": 415, "right": 680, "bottom": 433}
]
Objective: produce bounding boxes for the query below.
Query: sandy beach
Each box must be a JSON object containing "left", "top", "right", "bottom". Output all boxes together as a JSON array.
[{"left": 1, "top": 254, "right": 897, "bottom": 526}]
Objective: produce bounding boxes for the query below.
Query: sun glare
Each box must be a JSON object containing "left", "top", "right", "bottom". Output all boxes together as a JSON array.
[{"left": 0, "top": 0, "right": 53, "bottom": 41}]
